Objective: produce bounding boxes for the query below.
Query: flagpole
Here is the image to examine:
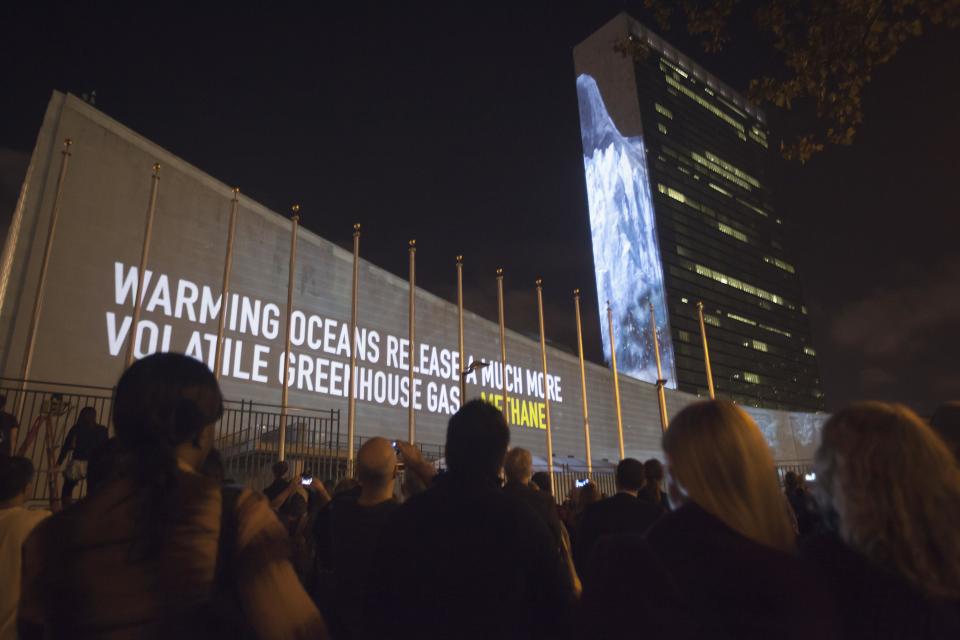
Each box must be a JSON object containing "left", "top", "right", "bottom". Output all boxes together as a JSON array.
[
  {"left": 214, "top": 187, "right": 240, "bottom": 379},
  {"left": 535, "top": 279, "right": 555, "bottom": 496},
  {"left": 278, "top": 204, "right": 300, "bottom": 462},
  {"left": 697, "top": 301, "right": 716, "bottom": 399},
  {"left": 573, "top": 289, "right": 592, "bottom": 476},
  {"left": 650, "top": 302, "right": 669, "bottom": 432},
  {"left": 456, "top": 255, "right": 466, "bottom": 403},
  {"left": 125, "top": 162, "right": 161, "bottom": 368},
  {"left": 408, "top": 239, "right": 417, "bottom": 444},
  {"left": 607, "top": 301, "right": 625, "bottom": 460},
  {"left": 19, "top": 139, "right": 72, "bottom": 387},
  {"left": 496, "top": 268, "right": 509, "bottom": 419},
  {"left": 346, "top": 224, "right": 361, "bottom": 471}
]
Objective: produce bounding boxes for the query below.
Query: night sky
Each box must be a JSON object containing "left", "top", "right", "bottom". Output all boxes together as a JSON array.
[{"left": 2, "top": 2, "right": 958, "bottom": 415}]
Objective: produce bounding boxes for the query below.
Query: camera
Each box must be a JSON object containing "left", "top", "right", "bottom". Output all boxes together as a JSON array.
[
  {"left": 574, "top": 478, "right": 589, "bottom": 488},
  {"left": 300, "top": 473, "right": 313, "bottom": 486},
  {"left": 804, "top": 472, "right": 816, "bottom": 482}
]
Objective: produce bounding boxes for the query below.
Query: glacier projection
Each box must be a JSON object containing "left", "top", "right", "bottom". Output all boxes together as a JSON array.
[{"left": 576, "top": 74, "right": 677, "bottom": 388}]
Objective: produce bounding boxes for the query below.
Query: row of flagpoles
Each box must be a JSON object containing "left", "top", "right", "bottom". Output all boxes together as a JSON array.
[{"left": 18, "top": 141, "right": 719, "bottom": 474}]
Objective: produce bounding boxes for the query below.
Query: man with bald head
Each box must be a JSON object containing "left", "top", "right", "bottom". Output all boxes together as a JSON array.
[
  {"left": 504, "top": 447, "right": 564, "bottom": 549},
  {"left": 328, "top": 437, "right": 400, "bottom": 639}
]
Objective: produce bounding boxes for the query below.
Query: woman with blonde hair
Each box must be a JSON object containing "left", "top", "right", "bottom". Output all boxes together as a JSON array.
[
  {"left": 580, "top": 400, "right": 837, "bottom": 639},
  {"left": 805, "top": 402, "right": 960, "bottom": 638}
]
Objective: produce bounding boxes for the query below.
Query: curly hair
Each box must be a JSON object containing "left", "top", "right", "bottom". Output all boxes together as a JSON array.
[{"left": 815, "top": 402, "right": 960, "bottom": 599}]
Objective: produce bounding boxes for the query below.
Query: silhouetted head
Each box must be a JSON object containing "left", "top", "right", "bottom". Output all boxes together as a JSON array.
[
  {"left": 643, "top": 458, "right": 664, "bottom": 484},
  {"left": 815, "top": 401, "right": 960, "bottom": 599},
  {"left": 0, "top": 456, "right": 33, "bottom": 503},
  {"left": 77, "top": 406, "right": 98, "bottom": 427},
  {"left": 531, "top": 471, "right": 552, "bottom": 494},
  {"left": 445, "top": 399, "right": 509, "bottom": 480},
  {"left": 615, "top": 458, "right": 644, "bottom": 492},
  {"left": 272, "top": 460, "right": 289, "bottom": 480},
  {"left": 930, "top": 401, "right": 960, "bottom": 461},
  {"left": 113, "top": 353, "right": 223, "bottom": 556},
  {"left": 784, "top": 471, "right": 799, "bottom": 492},
  {"left": 114, "top": 353, "right": 222, "bottom": 466},
  {"left": 356, "top": 437, "right": 397, "bottom": 492},
  {"left": 504, "top": 448, "right": 533, "bottom": 484},
  {"left": 664, "top": 400, "right": 796, "bottom": 553}
]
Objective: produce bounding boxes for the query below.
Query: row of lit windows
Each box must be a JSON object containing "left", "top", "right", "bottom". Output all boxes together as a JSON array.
[
  {"left": 662, "top": 220, "right": 808, "bottom": 300},
  {"left": 708, "top": 182, "right": 731, "bottom": 197},
  {"left": 678, "top": 297, "right": 795, "bottom": 340},
  {"left": 763, "top": 255, "right": 795, "bottom": 274},
  {"left": 703, "top": 150, "right": 760, "bottom": 188},
  {"left": 804, "top": 346, "right": 816, "bottom": 357},
  {"left": 690, "top": 151, "right": 756, "bottom": 191},
  {"left": 659, "top": 183, "right": 716, "bottom": 217},
  {"left": 735, "top": 197, "right": 770, "bottom": 218},
  {"left": 655, "top": 102, "right": 673, "bottom": 119},
  {"left": 658, "top": 123, "right": 668, "bottom": 135},
  {"left": 674, "top": 344, "right": 822, "bottom": 392},
  {"left": 749, "top": 125, "right": 769, "bottom": 148},
  {"left": 717, "top": 223, "right": 748, "bottom": 243},
  {"left": 663, "top": 73, "right": 747, "bottom": 137},
  {"left": 658, "top": 145, "right": 773, "bottom": 230},
  {"left": 692, "top": 263, "right": 796, "bottom": 309},
  {"left": 724, "top": 311, "right": 793, "bottom": 338}
]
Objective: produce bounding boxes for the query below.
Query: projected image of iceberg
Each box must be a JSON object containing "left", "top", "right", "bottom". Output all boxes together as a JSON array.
[{"left": 576, "top": 74, "right": 676, "bottom": 388}]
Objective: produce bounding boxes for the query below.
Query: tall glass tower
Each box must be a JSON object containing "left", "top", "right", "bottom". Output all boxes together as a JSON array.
[{"left": 575, "top": 13, "right": 824, "bottom": 412}]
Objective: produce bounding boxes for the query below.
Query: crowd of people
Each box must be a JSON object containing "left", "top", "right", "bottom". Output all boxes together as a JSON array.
[{"left": 1, "top": 351, "right": 959, "bottom": 639}]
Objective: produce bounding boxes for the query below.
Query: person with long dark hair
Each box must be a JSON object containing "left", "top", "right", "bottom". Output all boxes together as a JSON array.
[{"left": 18, "top": 353, "right": 327, "bottom": 639}]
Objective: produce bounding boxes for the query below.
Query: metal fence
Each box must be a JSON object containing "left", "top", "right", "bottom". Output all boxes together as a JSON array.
[
  {"left": 1, "top": 377, "right": 448, "bottom": 506},
  {"left": 0, "top": 377, "right": 115, "bottom": 505},
  {"left": 4, "top": 377, "right": 816, "bottom": 508}
]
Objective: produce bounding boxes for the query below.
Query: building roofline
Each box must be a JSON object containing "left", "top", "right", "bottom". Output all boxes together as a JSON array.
[{"left": 621, "top": 14, "right": 767, "bottom": 124}]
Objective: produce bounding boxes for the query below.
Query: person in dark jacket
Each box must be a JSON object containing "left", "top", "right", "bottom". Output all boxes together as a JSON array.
[
  {"left": 503, "top": 447, "right": 563, "bottom": 548},
  {"left": 804, "top": 402, "right": 960, "bottom": 639},
  {"left": 574, "top": 457, "right": 664, "bottom": 576},
  {"left": 57, "top": 407, "right": 108, "bottom": 504},
  {"left": 637, "top": 458, "right": 670, "bottom": 511},
  {"left": 581, "top": 400, "right": 838, "bottom": 639},
  {"left": 365, "top": 400, "right": 573, "bottom": 639}
]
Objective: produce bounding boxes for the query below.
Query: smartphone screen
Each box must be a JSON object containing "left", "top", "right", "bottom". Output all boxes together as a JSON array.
[{"left": 300, "top": 476, "right": 313, "bottom": 486}]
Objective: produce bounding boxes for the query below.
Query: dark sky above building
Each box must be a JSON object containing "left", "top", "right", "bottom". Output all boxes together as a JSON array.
[{"left": 2, "top": 2, "right": 957, "bottom": 415}]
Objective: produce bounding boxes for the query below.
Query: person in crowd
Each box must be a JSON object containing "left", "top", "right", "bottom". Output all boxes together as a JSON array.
[
  {"left": 574, "top": 458, "right": 665, "bottom": 576},
  {"left": 503, "top": 448, "right": 563, "bottom": 547},
  {"left": 327, "top": 437, "right": 401, "bottom": 639},
  {"left": 531, "top": 470, "right": 552, "bottom": 495},
  {"left": 56, "top": 407, "right": 109, "bottom": 505},
  {"left": 804, "top": 402, "right": 960, "bottom": 638},
  {"left": 637, "top": 458, "right": 670, "bottom": 511},
  {"left": 18, "top": 353, "right": 326, "bottom": 639},
  {"left": 84, "top": 437, "right": 123, "bottom": 496},
  {"left": 365, "top": 399, "right": 573, "bottom": 639},
  {"left": 580, "top": 400, "right": 837, "bottom": 639},
  {"left": 930, "top": 401, "right": 960, "bottom": 461},
  {"left": 0, "top": 395, "right": 18, "bottom": 458},
  {"left": 783, "top": 471, "right": 816, "bottom": 537},
  {"left": 263, "top": 460, "right": 309, "bottom": 536},
  {"left": 504, "top": 447, "right": 583, "bottom": 597},
  {"left": 0, "top": 457, "right": 49, "bottom": 640}
]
